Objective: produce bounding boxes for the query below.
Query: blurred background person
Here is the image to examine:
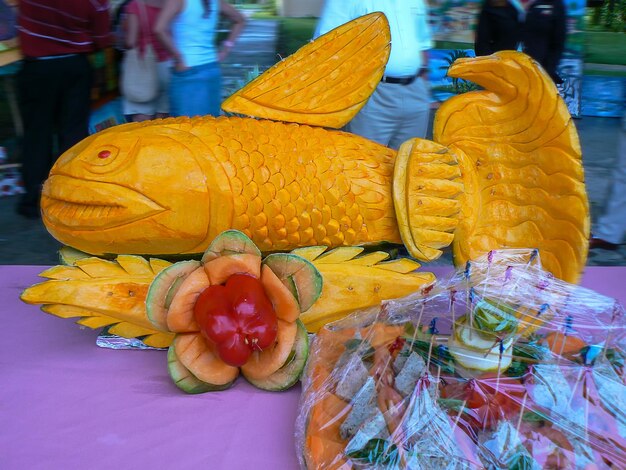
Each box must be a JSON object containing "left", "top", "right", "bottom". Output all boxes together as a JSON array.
[
  {"left": 474, "top": 0, "right": 520, "bottom": 55},
  {"left": 122, "top": 0, "right": 171, "bottom": 122},
  {"left": 155, "top": 0, "right": 245, "bottom": 117},
  {"left": 111, "top": 1, "right": 133, "bottom": 76},
  {"left": 475, "top": 0, "right": 566, "bottom": 83},
  {"left": 314, "top": 0, "right": 433, "bottom": 149},
  {"left": 591, "top": 114, "right": 626, "bottom": 250},
  {"left": 16, "top": 0, "right": 111, "bottom": 219}
]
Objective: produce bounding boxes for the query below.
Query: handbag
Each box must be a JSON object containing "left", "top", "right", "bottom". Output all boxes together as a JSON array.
[{"left": 120, "top": 1, "right": 159, "bottom": 103}]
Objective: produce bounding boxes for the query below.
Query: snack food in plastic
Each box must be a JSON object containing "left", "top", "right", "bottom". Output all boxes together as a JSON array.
[{"left": 297, "top": 249, "right": 626, "bottom": 469}]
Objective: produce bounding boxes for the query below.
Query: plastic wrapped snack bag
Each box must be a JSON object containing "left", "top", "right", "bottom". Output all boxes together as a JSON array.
[{"left": 296, "top": 249, "right": 626, "bottom": 469}]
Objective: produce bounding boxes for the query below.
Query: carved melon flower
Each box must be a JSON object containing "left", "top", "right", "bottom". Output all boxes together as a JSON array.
[{"left": 146, "top": 230, "right": 322, "bottom": 393}]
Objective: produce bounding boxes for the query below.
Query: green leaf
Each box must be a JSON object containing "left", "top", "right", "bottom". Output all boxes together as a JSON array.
[
  {"left": 473, "top": 299, "right": 518, "bottom": 334},
  {"left": 505, "top": 360, "right": 529, "bottom": 378},
  {"left": 344, "top": 338, "right": 375, "bottom": 361},
  {"left": 405, "top": 338, "right": 455, "bottom": 374},
  {"left": 507, "top": 448, "right": 536, "bottom": 470},
  {"left": 438, "top": 397, "right": 469, "bottom": 413},
  {"left": 513, "top": 341, "right": 549, "bottom": 362},
  {"left": 521, "top": 410, "right": 549, "bottom": 423},
  {"left": 346, "top": 439, "right": 400, "bottom": 466},
  {"left": 606, "top": 348, "right": 625, "bottom": 369}
]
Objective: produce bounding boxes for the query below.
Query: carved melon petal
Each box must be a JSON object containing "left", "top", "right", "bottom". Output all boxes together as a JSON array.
[
  {"left": 173, "top": 333, "right": 239, "bottom": 386},
  {"left": 144, "top": 333, "right": 174, "bottom": 349},
  {"left": 290, "top": 246, "right": 329, "bottom": 261},
  {"left": 166, "top": 266, "right": 210, "bottom": 333},
  {"left": 21, "top": 278, "right": 154, "bottom": 330},
  {"left": 58, "top": 246, "right": 91, "bottom": 265},
  {"left": 300, "top": 263, "right": 435, "bottom": 333},
  {"left": 149, "top": 258, "right": 173, "bottom": 274},
  {"left": 261, "top": 264, "right": 300, "bottom": 322},
  {"left": 262, "top": 253, "right": 323, "bottom": 312},
  {"left": 221, "top": 13, "right": 391, "bottom": 129},
  {"left": 203, "top": 253, "right": 262, "bottom": 285},
  {"left": 39, "top": 265, "right": 91, "bottom": 280},
  {"left": 146, "top": 260, "right": 202, "bottom": 331},
  {"left": 241, "top": 320, "right": 298, "bottom": 380},
  {"left": 201, "top": 229, "right": 261, "bottom": 263}
]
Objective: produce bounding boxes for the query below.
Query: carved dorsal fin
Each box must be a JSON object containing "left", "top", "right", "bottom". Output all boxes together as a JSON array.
[{"left": 221, "top": 12, "right": 391, "bottom": 129}]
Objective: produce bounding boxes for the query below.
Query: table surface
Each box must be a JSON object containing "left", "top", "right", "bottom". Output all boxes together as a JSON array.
[{"left": 2, "top": 265, "right": 626, "bottom": 470}]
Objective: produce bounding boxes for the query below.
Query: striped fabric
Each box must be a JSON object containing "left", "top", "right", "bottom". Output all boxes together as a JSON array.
[{"left": 17, "top": 0, "right": 111, "bottom": 57}]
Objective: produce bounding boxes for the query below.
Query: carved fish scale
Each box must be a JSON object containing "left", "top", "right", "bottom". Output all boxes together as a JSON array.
[{"left": 204, "top": 117, "right": 400, "bottom": 251}]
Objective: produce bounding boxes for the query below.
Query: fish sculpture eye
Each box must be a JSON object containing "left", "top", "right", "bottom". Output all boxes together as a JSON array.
[{"left": 82, "top": 145, "right": 123, "bottom": 171}]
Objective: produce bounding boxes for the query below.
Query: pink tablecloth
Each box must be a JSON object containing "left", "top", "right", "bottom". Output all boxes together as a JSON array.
[{"left": 1, "top": 265, "right": 626, "bottom": 469}]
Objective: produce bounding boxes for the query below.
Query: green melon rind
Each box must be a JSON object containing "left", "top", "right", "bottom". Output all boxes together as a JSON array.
[
  {"left": 262, "top": 253, "right": 323, "bottom": 312},
  {"left": 146, "top": 260, "right": 202, "bottom": 331},
  {"left": 201, "top": 229, "right": 261, "bottom": 263},
  {"left": 167, "top": 345, "right": 233, "bottom": 393},
  {"left": 243, "top": 320, "right": 309, "bottom": 391}
]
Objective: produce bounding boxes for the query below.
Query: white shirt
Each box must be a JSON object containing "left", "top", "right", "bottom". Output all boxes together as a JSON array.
[{"left": 314, "top": 0, "right": 433, "bottom": 77}]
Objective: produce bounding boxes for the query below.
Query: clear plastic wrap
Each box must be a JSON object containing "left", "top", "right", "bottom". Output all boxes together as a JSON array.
[{"left": 296, "top": 250, "right": 626, "bottom": 469}]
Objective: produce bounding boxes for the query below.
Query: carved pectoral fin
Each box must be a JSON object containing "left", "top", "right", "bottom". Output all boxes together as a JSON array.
[{"left": 392, "top": 139, "right": 463, "bottom": 262}]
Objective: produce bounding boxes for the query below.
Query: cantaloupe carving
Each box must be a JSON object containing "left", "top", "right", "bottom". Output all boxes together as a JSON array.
[
  {"left": 39, "top": 18, "right": 588, "bottom": 284},
  {"left": 25, "top": 16, "right": 590, "bottom": 368},
  {"left": 35, "top": 243, "right": 432, "bottom": 347},
  {"left": 147, "top": 230, "right": 319, "bottom": 392},
  {"left": 21, "top": 240, "right": 436, "bottom": 351},
  {"left": 260, "top": 264, "right": 301, "bottom": 323}
]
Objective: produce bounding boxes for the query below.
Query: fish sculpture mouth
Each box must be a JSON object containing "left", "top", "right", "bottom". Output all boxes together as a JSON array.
[{"left": 42, "top": 175, "right": 166, "bottom": 231}]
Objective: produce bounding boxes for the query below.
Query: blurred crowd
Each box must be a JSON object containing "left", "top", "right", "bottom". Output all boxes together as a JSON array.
[{"left": 10, "top": 0, "right": 245, "bottom": 219}]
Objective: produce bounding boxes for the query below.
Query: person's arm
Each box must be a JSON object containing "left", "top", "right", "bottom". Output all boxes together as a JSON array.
[
  {"left": 154, "top": 0, "right": 185, "bottom": 71},
  {"left": 217, "top": 0, "right": 246, "bottom": 62},
  {"left": 90, "top": 0, "right": 113, "bottom": 50},
  {"left": 124, "top": 9, "right": 139, "bottom": 50}
]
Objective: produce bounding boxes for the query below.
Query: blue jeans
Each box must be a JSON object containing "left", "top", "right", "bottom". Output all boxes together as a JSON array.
[{"left": 169, "top": 61, "right": 221, "bottom": 117}]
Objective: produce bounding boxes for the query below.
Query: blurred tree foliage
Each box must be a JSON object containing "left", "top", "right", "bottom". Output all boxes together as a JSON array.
[{"left": 589, "top": 0, "right": 626, "bottom": 31}]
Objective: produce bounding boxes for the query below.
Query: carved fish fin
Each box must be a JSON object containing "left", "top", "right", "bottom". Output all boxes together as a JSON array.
[
  {"left": 392, "top": 138, "right": 463, "bottom": 262},
  {"left": 221, "top": 12, "right": 390, "bottom": 129}
]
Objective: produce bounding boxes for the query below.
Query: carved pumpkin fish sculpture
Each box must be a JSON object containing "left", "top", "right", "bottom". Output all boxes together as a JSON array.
[{"left": 40, "top": 13, "right": 589, "bottom": 284}]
